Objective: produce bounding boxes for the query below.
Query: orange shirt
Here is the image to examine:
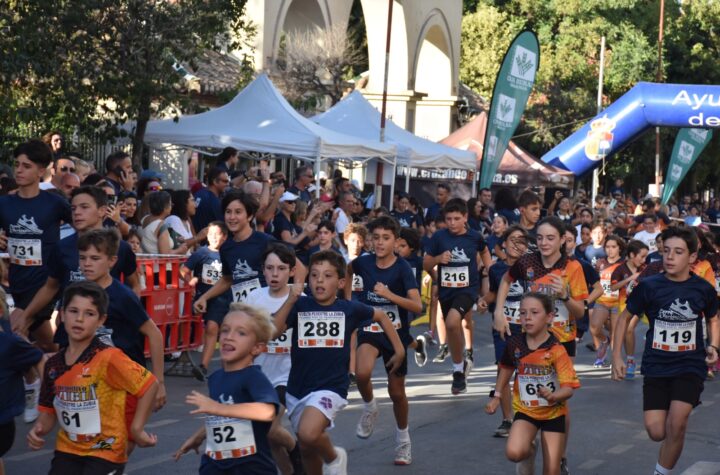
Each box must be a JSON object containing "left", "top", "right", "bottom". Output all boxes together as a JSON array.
[
  {"left": 39, "top": 339, "right": 156, "bottom": 464},
  {"left": 692, "top": 259, "right": 716, "bottom": 288},
  {"left": 596, "top": 259, "right": 623, "bottom": 306},
  {"left": 500, "top": 333, "right": 580, "bottom": 420},
  {"left": 508, "top": 253, "right": 589, "bottom": 343}
]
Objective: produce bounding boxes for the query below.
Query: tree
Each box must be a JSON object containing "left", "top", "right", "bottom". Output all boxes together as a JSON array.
[{"left": 1, "top": 0, "right": 255, "bottom": 165}]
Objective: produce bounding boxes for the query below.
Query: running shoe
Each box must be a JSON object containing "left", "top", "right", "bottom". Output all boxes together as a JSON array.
[
  {"left": 24, "top": 379, "right": 40, "bottom": 423},
  {"left": 324, "top": 447, "right": 347, "bottom": 475},
  {"left": 356, "top": 407, "right": 379, "bottom": 439},
  {"left": 423, "top": 330, "right": 438, "bottom": 346},
  {"left": 625, "top": 359, "right": 636, "bottom": 380},
  {"left": 596, "top": 337, "right": 610, "bottom": 361},
  {"left": 515, "top": 439, "right": 536, "bottom": 475},
  {"left": 192, "top": 364, "right": 208, "bottom": 382},
  {"left": 561, "top": 457, "right": 569, "bottom": 475},
  {"left": 494, "top": 419, "right": 512, "bottom": 438},
  {"left": 451, "top": 371, "right": 466, "bottom": 395},
  {"left": 349, "top": 373, "right": 357, "bottom": 387},
  {"left": 432, "top": 344, "right": 449, "bottom": 363},
  {"left": 463, "top": 349, "right": 474, "bottom": 377},
  {"left": 593, "top": 358, "right": 606, "bottom": 368},
  {"left": 414, "top": 335, "right": 428, "bottom": 367},
  {"left": 585, "top": 342, "right": 596, "bottom": 352},
  {"left": 394, "top": 441, "right": 412, "bottom": 465}
]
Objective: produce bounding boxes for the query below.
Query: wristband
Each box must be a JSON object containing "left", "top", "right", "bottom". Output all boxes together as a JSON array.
[{"left": 710, "top": 344, "right": 720, "bottom": 352}]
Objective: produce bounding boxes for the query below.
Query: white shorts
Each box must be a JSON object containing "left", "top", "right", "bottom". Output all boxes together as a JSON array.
[
  {"left": 255, "top": 353, "right": 291, "bottom": 388},
  {"left": 286, "top": 390, "right": 348, "bottom": 434}
]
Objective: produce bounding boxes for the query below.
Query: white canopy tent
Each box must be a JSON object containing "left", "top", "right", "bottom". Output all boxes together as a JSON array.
[
  {"left": 136, "top": 74, "right": 396, "bottom": 196},
  {"left": 312, "top": 90, "right": 476, "bottom": 199}
]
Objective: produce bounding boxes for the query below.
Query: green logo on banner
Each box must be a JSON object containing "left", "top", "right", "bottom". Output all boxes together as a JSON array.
[
  {"left": 661, "top": 128, "right": 713, "bottom": 205},
  {"left": 480, "top": 30, "right": 540, "bottom": 190}
]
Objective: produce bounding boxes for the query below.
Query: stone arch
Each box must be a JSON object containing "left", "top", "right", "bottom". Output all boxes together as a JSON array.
[
  {"left": 271, "top": 0, "right": 331, "bottom": 60},
  {"left": 412, "top": 9, "right": 454, "bottom": 97}
]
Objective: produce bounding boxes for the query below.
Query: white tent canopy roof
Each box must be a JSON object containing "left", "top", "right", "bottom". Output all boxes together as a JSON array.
[
  {"left": 312, "top": 90, "right": 475, "bottom": 170},
  {"left": 138, "top": 74, "right": 395, "bottom": 160}
]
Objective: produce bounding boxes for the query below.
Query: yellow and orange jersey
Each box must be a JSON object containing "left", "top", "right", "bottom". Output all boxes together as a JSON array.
[
  {"left": 595, "top": 258, "right": 623, "bottom": 307},
  {"left": 39, "top": 339, "right": 156, "bottom": 464},
  {"left": 508, "top": 252, "right": 589, "bottom": 343},
  {"left": 500, "top": 333, "right": 580, "bottom": 420},
  {"left": 692, "top": 259, "right": 716, "bottom": 289}
]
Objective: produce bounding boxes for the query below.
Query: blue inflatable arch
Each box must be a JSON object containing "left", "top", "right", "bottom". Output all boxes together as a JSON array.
[{"left": 541, "top": 82, "right": 720, "bottom": 176}]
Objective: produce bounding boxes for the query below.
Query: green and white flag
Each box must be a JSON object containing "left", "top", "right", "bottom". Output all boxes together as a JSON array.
[
  {"left": 661, "top": 128, "right": 713, "bottom": 205},
  {"left": 480, "top": 30, "right": 539, "bottom": 189}
]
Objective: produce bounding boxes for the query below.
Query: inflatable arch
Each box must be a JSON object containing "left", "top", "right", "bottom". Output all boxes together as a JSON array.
[{"left": 541, "top": 82, "right": 720, "bottom": 176}]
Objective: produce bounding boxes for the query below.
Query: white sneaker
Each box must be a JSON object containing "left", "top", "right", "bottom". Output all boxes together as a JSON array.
[
  {"left": 394, "top": 441, "right": 412, "bottom": 465},
  {"left": 24, "top": 379, "right": 40, "bottom": 423},
  {"left": 356, "top": 407, "right": 379, "bottom": 439},
  {"left": 324, "top": 446, "right": 347, "bottom": 475},
  {"left": 515, "top": 439, "right": 536, "bottom": 475}
]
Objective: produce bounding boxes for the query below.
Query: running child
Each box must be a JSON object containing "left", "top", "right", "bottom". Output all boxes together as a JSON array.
[
  {"left": 181, "top": 221, "right": 231, "bottom": 379},
  {"left": 424, "top": 198, "right": 491, "bottom": 394},
  {"left": 174, "top": 303, "right": 280, "bottom": 475},
  {"left": 612, "top": 226, "right": 719, "bottom": 475},
  {"left": 273, "top": 250, "right": 405, "bottom": 475},
  {"left": 27, "top": 281, "right": 158, "bottom": 474},
  {"left": 308, "top": 219, "right": 341, "bottom": 257},
  {"left": 485, "top": 292, "right": 580, "bottom": 475},
  {"left": 347, "top": 216, "right": 422, "bottom": 465},
  {"left": 245, "top": 243, "right": 304, "bottom": 475}
]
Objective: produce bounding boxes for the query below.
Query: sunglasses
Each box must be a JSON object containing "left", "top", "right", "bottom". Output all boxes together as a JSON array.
[
  {"left": 148, "top": 185, "right": 162, "bottom": 191},
  {"left": 60, "top": 166, "right": 76, "bottom": 173}
]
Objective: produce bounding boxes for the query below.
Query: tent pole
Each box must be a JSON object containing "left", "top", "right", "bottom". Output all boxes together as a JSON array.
[
  {"left": 314, "top": 154, "right": 321, "bottom": 200},
  {"left": 405, "top": 165, "right": 410, "bottom": 193},
  {"left": 389, "top": 156, "right": 397, "bottom": 211}
]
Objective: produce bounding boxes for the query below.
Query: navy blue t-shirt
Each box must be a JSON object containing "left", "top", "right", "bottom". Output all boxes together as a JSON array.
[
  {"left": 199, "top": 366, "right": 279, "bottom": 474},
  {"left": 426, "top": 228, "right": 486, "bottom": 301},
  {"left": 572, "top": 256, "right": 600, "bottom": 288},
  {"left": 0, "top": 191, "right": 72, "bottom": 295},
  {"left": 646, "top": 250, "right": 663, "bottom": 264},
  {"left": 351, "top": 254, "right": 418, "bottom": 340},
  {"left": 390, "top": 210, "right": 415, "bottom": 228},
  {"left": 104, "top": 279, "right": 150, "bottom": 366},
  {"left": 402, "top": 253, "right": 424, "bottom": 288},
  {"left": 626, "top": 273, "right": 717, "bottom": 379},
  {"left": 421, "top": 235, "right": 432, "bottom": 254},
  {"left": 286, "top": 297, "right": 374, "bottom": 399},
  {"left": 0, "top": 319, "right": 43, "bottom": 424},
  {"left": 584, "top": 245, "right": 607, "bottom": 268},
  {"left": 183, "top": 246, "right": 227, "bottom": 299},
  {"left": 288, "top": 185, "right": 312, "bottom": 204},
  {"left": 488, "top": 260, "right": 523, "bottom": 333},
  {"left": 192, "top": 187, "right": 222, "bottom": 233},
  {"left": 272, "top": 213, "right": 309, "bottom": 261},
  {"left": 221, "top": 231, "right": 275, "bottom": 303},
  {"left": 424, "top": 203, "right": 442, "bottom": 226}
]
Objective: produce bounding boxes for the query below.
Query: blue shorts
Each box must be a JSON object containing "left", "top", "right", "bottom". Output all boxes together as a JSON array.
[
  {"left": 492, "top": 324, "right": 523, "bottom": 363},
  {"left": 202, "top": 295, "right": 230, "bottom": 326}
]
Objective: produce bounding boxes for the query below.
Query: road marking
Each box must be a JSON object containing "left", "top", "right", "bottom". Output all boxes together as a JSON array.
[
  {"left": 5, "top": 448, "right": 53, "bottom": 461},
  {"left": 633, "top": 430, "right": 648, "bottom": 440},
  {"left": 702, "top": 400, "right": 715, "bottom": 408},
  {"left": 679, "top": 461, "right": 720, "bottom": 475},
  {"left": 609, "top": 418, "right": 636, "bottom": 426},
  {"left": 577, "top": 459, "right": 605, "bottom": 470},
  {"left": 145, "top": 418, "right": 180, "bottom": 428},
  {"left": 125, "top": 452, "right": 178, "bottom": 473},
  {"left": 606, "top": 444, "right": 633, "bottom": 454}
]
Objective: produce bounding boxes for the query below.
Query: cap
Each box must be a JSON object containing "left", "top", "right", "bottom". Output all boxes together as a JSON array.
[
  {"left": 280, "top": 191, "right": 300, "bottom": 202},
  {"left": 140, "top": 169, "right": 164, "bottom": 181}
]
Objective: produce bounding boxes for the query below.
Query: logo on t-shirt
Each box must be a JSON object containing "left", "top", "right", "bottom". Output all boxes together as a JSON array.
[
  {"left": 450, "top": 247, "right": 470, "bottom": 263},
  {"left": 398, "top": 217, "right": 410, "bottom": 227},
  {"left": 70, "top": 267, "right": 85, "bottom": 283},
  {"left": 233, "top": 260, "right": 258, "bottom": 280},
  {"left": 219, "top": 393, "right": 235, "bottom": 405},
  {"left": 659, "top": 298, "right": 697, "bottom": 321},
  {"left": 9, "top": 214, "right": 43, "bottom": 235},
  {"left": 366, "top": 291, "right": 389, "bottom": 304},
  {"left": 508, "top": 280, "right": 524, "bottom": 297}
]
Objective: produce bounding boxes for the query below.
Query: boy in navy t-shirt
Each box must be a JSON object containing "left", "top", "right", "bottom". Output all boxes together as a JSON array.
[
  {"left": 612, "top": 227, "right": 719, "bottom": 475},
  {"left": 273, "top": 250, "right": 405, "bottom": 475},
  {"left": 175, "top": 303, "right": 280, "bottom": 475},
  {"left": 346, "top": 217, "right": 421, "bottom": 465},
  {"left": 182, "top": 221, "right": 231, "bottom": 378}
]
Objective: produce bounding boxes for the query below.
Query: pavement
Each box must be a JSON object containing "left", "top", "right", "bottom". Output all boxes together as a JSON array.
[{"left": 4, "top": 314, "right": 720, "bottom": 475}]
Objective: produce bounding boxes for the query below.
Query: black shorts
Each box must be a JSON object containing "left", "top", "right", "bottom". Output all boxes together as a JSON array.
[
  {"left": 357, "top": 330, "right": 411, "bottom": 377},
  {"left": 202, "top": 295, "right": 230, "bottom": 326},
  {"left": 49, "top": 451, "right": 125, "bottom": 475},
  {"left": 643, "top": 374, "right": 704, "bottom": 411},
  {"left": 439, "top": 293, "right": 476, "bottom": 320},
  {"left": 561, "top": 340, "right": 576, "bottom": 358},
  {"left": 12, "top": 291, "right": 56, "bottom": 333},
  {"left": 514, "top": 412, "right": 566, "bottom": 433},
  {"left": 0, "top": 419, "right": 14, "bottom": 458},
  {"left": 275, "top": 385, "right": 287, "bottom": 407}
]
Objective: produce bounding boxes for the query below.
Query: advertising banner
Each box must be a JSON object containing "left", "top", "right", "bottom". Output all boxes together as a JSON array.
[{"left": 661, "top": 128, "right": 713, "bottom": 204}]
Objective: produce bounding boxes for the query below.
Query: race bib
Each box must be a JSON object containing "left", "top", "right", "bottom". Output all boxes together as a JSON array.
[
  {"left": 601, "top": 279, "right": 619, "bottom": 298},
  {"left": 298, "top": 312, "right": 345, "bottom": 348},
  {"left": 351, "top": 274, "right": 363, "bottom": 292},
  {"left": 205, "top": 416, "right": 256, "bottom": 460},
  {"left": 364, "top": 305, "right": 401, "bottom": 333},
  {"left": 8, "top": 237, "right": 42, "bottom": 266},
  {"left": 552, "top": 302, "right": 570, "bottom": 331},
  {"left": 441, "top": 266, "right": 469, "bottom": 288},
  {"left": 53, "top": 396, "right": 101, "bottom": 440},
  {"left": 518, "top": 372, "right": 559, "bottom": 407},
  {"left": 232, "top": 279, "right": 261, "bottom": 303},
  {"left": 201, "top": 262, "right": 222, "bottom": 285},
  {"left": 265, "top": 328, "right": 292, "bottom": 354},
  {"left": 652, "top": 319, "right": 697, "bottom": 352},
  {"left": 503, "top": 300, "right": 521, "bottom": 325}
]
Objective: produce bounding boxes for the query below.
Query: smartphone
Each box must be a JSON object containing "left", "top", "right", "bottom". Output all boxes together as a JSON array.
[{"left": 107, "top": 194, "right": 118, "bottom": 206}]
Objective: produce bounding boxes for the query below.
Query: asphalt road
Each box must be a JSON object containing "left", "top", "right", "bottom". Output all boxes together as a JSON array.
[{"left": 5, "top": 314, "right": 720, "bottom": 475}]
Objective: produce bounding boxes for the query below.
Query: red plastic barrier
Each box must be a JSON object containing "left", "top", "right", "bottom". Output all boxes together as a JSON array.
[{"left": 135, "top": 255, "right": 204, "bottom": 356}]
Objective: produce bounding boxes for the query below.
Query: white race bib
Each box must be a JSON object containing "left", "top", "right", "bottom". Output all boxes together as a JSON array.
[
  {"left": 351, "top": 274, "right": 363, "bottom": 292},
  {"left": 201, "top": 262, "right": 222, "bottom": 285},
  {"left": 8, "top": 237, "right": 42, "bottom": 266},
  {"left": 265, "top": 328, "right": 292, "bottom": 354},
  {"left": 601, "top": 279, "right": 619, "bottom": 298},
  {"left": 53, "top": 396, "right": 101, "bottom": 439},
  {"left": 364, "top": 305, "right": 401, "bottom": 333},
  {"left": 552, "top": 302, "right": 570, "bottom": 331},
  {"left": 298, "top": 312, "right": 345, "bottom": 348},
  {"left": 205, "top": 416, "right": 256, "bottom": 460},
  {"left": 652, "top": 320, "right": 697, "bottom": 352},
  {"left": 441, "top": 266, "right": 469, "bottom": 288},
  {"left": 503, "top": 300, "right": 521, "bottom": 325},
  {"left": 517, "top": 372, "right": 559, "bottom": 407},
  {"left": 232, "top": 279, "right": 261, "bottom": 303}
]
